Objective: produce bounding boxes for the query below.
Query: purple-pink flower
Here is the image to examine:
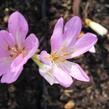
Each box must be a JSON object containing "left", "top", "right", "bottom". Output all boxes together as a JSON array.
[
  {"left": 0, "top": 11, "right": 39, "bottom": 83},
  {"left": 39, "top": 16, "right": 97, "bottom": 87}
]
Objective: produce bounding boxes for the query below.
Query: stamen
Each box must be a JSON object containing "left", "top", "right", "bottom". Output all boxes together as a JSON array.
[
  {"left": 8, "top": 45, "right": 25, "bottom": 58},
  {"left": 50, "top": 53, "right": 65, "bottom": 62}
]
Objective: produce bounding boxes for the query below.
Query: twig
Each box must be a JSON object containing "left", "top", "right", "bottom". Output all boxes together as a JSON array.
[{"left": 72, "top": 0, "right": 81, "bottom": 16}]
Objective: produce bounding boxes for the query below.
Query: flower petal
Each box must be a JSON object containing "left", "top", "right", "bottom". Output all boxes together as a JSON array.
[
  {"left": 50, "top": 17, "right": 64, "bottom": 52},
  {"left": 3, "top": 54, "right": 25, "bottom": 83},
  {"left": 70, "top": 33, "right": 97, "bottom": 58},
  {"left": 0, "top": 30, "right": 15, "bottom": 47},
  {"left": 39, "top": 50, "right": 52, "bottom": 65},
  {"left": 0, "top": 57, "right": 12, "bottom": 76},
  {"left": 8, "top": 11, "right": 28, "bottom": 48},
  {"left": 39, "top": 64, "right": 58, "bottom": 85},
  {"left": 88, "top": 46, "right": 96, "bottom": 53},
  {"left": 0, "top": 55, "right": 23, "bottom": 83},
  {"left": 52, "top": 64, "right": 73, "bottom": 88},
  {"left": 64, "top": 16, "right": 82, "bottom": 45},
  {"left": 59, "top": 61, "right": 90, "bottom": 82},
  {"left": 11, "top": 54, "right": 24, "bottom": 73},
  {"left": 0, "top": 30, "right": 16, "bottom": 57},
  {"left": 1, "top": 66, "right": 23, "bottom": 83},
  {"left": 24, "top": 33, "right": 39, "bottom": 60}
]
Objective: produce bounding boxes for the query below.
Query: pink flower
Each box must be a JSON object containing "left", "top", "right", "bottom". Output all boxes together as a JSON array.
[
  {"left": 0, "top": 11, "right": 39, "bottom": 83},
  {"left": 39, "top": 16, "right": 97, "bottom": 88}
]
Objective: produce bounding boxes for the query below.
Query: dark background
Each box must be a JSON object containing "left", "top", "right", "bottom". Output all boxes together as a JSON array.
[{"left": 0, "top": 0, "right": 109, "bottom": 109}]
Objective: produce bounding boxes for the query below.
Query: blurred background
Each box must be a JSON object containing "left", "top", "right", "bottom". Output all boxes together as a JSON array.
[{"left": 0, "top": 0, "right": 109, "bottom": 109}]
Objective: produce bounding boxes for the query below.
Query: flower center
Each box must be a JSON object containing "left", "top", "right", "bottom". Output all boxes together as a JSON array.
[
  {"left": 8, "top": 45, "right": 26, "bottom": 58},
  {"left": 50, "top": 53, "right": 65, "bottom": 63}
]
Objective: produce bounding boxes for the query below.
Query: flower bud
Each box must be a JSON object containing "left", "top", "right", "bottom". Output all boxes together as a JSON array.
[{"left": 85, "top": 18, "right": 108, "bottom": 36}]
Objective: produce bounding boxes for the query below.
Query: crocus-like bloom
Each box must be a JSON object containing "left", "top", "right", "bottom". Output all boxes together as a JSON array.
[
  {"left": 0, "top": 11, "right": 39, "bottom": 83},
  {"left": 39, "top": 16, "right": 97, "bottom": 87}
]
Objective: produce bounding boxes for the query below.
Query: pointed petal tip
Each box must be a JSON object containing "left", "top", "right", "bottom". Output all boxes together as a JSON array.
[
  {"left": 85, "top": 76, "right": 90, "bottom": 82},
  {"left": 58, "top": 17, "right": 64, "bottom": 22},
  {"left": 70, "top": 16, "right": 82, "bottom": 24},
  {"left": 54, "top": 17, "right": 64, "bottom": 26},
  {"left": 9, "top": 11, "right": 22, "bottom": 19},
  {"left": 73, "top": 16, "right": 81, "bottom": 20},
  {"left": 62, "top": 81, "right": 73, "bottom": 88},
  {"left": 89, "top": 46, "right": 96, "bottom": 53},
  {"left": 86, "top": 32, "right": 98, "bottom": 43},
  {"left": 80, "top": 72, "right": 90, "bottom": 82},
  {"left": 12, "top": 11, "right": 23, "bottom": 15}
]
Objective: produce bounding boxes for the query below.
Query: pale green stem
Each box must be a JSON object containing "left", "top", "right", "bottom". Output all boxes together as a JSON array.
[{"left": 32, "top": 54, "right": 43, "bottom": 67}]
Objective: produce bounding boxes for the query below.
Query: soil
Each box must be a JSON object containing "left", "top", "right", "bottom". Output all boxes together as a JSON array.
[{"left": 0, "top": 0, "right": 109, "bottom": 109}]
